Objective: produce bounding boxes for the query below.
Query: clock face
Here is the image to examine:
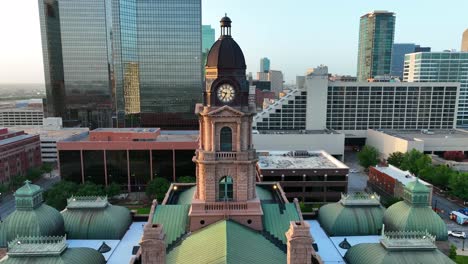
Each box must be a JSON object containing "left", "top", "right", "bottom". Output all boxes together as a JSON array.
[{"left": 217, "top": 84, "right": 235, "bottom": 103}]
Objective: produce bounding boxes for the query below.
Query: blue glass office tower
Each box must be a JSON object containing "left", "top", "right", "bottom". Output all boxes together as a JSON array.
[
  {"left": 260, "top": 57, "right": 270, "bottom": 73},
  {"left": 391, "top": 43, "right": 430, "bottom": 80},
  {"left": 39, "top": 0, "right": 202, "bottom": 129},
  {"left": 357, "top": 11, "right": 395, "bottom": 81}
]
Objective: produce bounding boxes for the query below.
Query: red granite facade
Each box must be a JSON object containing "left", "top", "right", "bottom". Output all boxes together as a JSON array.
[{"left": 0, "top": 128, "right": 42, "bottom": 184}]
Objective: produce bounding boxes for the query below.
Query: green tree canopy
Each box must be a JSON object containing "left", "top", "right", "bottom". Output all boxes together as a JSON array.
[
  {"left": 387, "top": 151, "right": 405, "bottom": 167},
  {"left": 44, "top": 181, "right": 79, "bottom": 210},
  {"left": 40, "top": 163, "right": 54, "bottom": 174},
  {"left": 146, "top": 178, "right": 170, "bottom": 202},
  {"left": 449, "top": 172, "right": 468, "bottom": 200},
  {"left": 105, "top": 182, "right": 122, "bottom": 197},
  {"left": 177, "top": 176, "right": 196, "bottom": 183},
  {"left": 26, "top": 168, "right": 43, "bottom": 181},
  {"left": 357, "top": 145, "right": 380, "bottom": 170},
  {"left": 400, "top": 149, "right": 431, "bottom": 175},
  {"left": 75, "top": 181, "right": 106, "bottom": 196}
]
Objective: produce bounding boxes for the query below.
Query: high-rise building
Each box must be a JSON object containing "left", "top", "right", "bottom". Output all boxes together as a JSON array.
[
  {"left": 462, "top": 29, "right": 468, "bottom": 52},
  {"left": 260, "top": 57, "right": 270, "bottom": 73},
  {"left": 404, "top": 51, "right": 468, "bottom": 127},
  {"left": 253, "top": 66, "right": 459, "bottom": 136},
  {"left": 391, "top": 43, "right": 430, "bottom": 79},
  {"left": 38, "top": 0, "right": 202, "bottom": 129},
  {"left": 202, "top": 25, "right": 215, "bottom": 53},
  {"left": 357, "top": 11, "right": 396, "bottom": 81}
]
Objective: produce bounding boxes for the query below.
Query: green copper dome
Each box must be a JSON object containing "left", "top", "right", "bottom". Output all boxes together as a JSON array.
[
  {"left": 383, "top": 201, "right": 447, "bottom": 241},
  {"left": 318, "top": 193, "right": 385, "bottom": 236},
  {"left": 384, "top": 179, "right": 447, "bottom": 241},
  {"left": 0, "top": 182, "right": 65, "bottom": 247},
  {"left": 345, "top": 243, "right": 455, "bottom": 264},
  {"left": 61, "top": 196, "right": 131, "bottom": 239},
  {"left": 14, "top": 181, "right": 41, "bottom": 197}
]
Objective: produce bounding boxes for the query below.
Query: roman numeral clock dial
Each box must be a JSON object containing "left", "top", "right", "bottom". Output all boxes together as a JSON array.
[{"left": 217, "top": 84, "right": 235, "bottom": 103}]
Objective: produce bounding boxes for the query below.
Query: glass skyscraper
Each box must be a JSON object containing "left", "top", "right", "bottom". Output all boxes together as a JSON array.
[
  {"left": 404, "top": 52, "right": 468, "bottom": 127},
  {"left": 39, "top": 0, "right": 202, "bottom": 129},
  {"left": 357, "top": 11, "right": 395, "bottom": 81},
  {"left": 202, "top": 25, "right": 215, "bottom": 53},
  {"left": 260, "top": 57, "right": 270, "bottom": 73},
  {"left": 391, "top": 43, "right": 430, "bottom": 80}
]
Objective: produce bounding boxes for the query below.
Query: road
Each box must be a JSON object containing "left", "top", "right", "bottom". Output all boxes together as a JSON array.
[
  {"left": 0, "top": 175, "right": 60, "bottom": 220},
  {"left": 343, "top": 150, "right": 368, "bottom": 193}
]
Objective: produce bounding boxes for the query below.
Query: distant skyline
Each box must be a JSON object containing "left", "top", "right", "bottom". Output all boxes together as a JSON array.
[{"left": 0, "top": 0, "right": 467, "bottom": 84}]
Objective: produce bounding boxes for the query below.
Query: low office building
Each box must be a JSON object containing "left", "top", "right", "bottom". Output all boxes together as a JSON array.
[
  {"left": 16, "top": 119, "right": 89, "bottom": 163},
  {"left": 253, "top": 65, "right": 459, "bottom": 138},
  {"left": 0, "top": 108, "right": 44, "bottom": 127},
  {"left": 368, "top": 164, "right": 433, "bottom": 203},
  {"left": 57, "top": 128, "right": 198, "bottom": 191},
  {"left": 367, "top": 129, "right": 468, "bottom": 158},
  {"left": 0, "top": 128, "right": 41, "bottom": 184},
  {"left": 257, "top": 150, "right": 348, "bottom": 203}
]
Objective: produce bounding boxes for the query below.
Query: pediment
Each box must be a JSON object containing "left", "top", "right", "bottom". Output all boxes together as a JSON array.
[{"left": 206, "top": 105, "right": 245, "bottom": 117}]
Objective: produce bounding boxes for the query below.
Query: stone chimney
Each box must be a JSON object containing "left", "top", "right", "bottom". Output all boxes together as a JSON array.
[
  {"left": 140, "top": 223, "right": 166, "bottom": 264},
  {"left": 285, "top": 221, "right": 322, "bottom": 264}
]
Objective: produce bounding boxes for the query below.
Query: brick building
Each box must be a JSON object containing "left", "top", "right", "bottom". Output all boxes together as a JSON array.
[
  {"left": 57, "top": 128, "right": 198, "bottom": 191},
  {"left": 368, "top": 164, "right": 433, "bottom": 203},
  {"left": 0, "top": 128, "right": 42, "bottom": 184}
]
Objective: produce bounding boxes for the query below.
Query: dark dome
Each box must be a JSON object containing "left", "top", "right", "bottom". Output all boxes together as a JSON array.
[
  {"left": 206, "top": 37, "right": 246, "bottom": 69},
  {"left": 220, "top": 16, "right": 232, "bottom": 27}
]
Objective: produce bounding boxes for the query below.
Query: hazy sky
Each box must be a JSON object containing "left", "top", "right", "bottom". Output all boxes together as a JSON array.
[{"left": 0, "top": 0, "right": 467, "bottom": 84}]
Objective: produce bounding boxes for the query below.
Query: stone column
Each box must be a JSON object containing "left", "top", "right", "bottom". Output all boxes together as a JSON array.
[
  {"left": 285, "top": 221, "right": 322, "bottom": 264},
  {"left": 140, "top": 223, "right": 166, "bottom": 264}
]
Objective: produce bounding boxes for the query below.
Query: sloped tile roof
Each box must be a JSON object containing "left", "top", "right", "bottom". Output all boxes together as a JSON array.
[
  {"left": 261, "top": 203, "right": 300, "bottom": 244},
  {"left": 166, "top": 220, "right": 285, "bottom": 264},
  {"left": 152, "top": 205, "right": 190, "bottom": 247}
]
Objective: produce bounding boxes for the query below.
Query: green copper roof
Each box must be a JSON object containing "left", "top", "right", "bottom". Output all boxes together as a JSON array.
[
  {"left": 152, "top": 204, "right": 190, "bottom": 246},
  {"left": 176, "top": 187, "right": 195, "bottom": 205},
  {"left": 61, "top": 199, "right": 131, "bottom": 239},
  {"left": 14, "top": 181, "right": 41, "bottom": 197},
  {"left": 262, "top": 203, "right": 300, "bottom": 244},
  {"left": 383, "top": 201, "right": 447, "bottom": 241},
  {"left": 344, "top": 243, "right": 455, "bottom": 264},
  {"left": 318, "top": 203, "right": 385, "bottom": 236},
  {"left": 0, "top": 204, "right": 65, "bottom": 247},
  {"left": 166, "top": 220, "right": 286, "bottom": 264},
  {"left": 255, "top": 186, "right": 274, "bottom": 201},
  {"left": 0, "top": 247, "right": 105, "bottom": 264},
  {"left": 406, "top": 178, "right": 429, "bottom": 193}
]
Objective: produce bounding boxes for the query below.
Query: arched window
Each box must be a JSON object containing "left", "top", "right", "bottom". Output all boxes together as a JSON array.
[
  {"left": 220, "top": 127, "right": 232, "bottom": 152},
  {"left": 218, "top": 176, "right": 233, "bottom": 201}
]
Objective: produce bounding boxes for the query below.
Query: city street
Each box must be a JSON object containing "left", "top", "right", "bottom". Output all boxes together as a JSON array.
[
  {"left": 343, "top": 150, "right": 368, "bottom": 193},
  {"left": 0, "top": 173, "right": 60, "bottom": 220}
]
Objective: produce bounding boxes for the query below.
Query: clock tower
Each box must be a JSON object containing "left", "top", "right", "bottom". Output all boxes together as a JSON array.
[{"left": 189, "top": 15, "right": 263, "bottom": 231}]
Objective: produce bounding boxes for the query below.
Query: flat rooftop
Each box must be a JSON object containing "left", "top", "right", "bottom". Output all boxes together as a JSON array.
[
  {"left": 376, "top": 129, "right": 468, "bottom": 141},
  {"left": 93, "top": 128, "right": 160, "bottom": 133},
  {"left": 255, "top": 129, "right": 340, "bottom": 135},
  {"left": 12, "top": 127, "right": 89, "bottom": 141},
  {"left": 0, "top": 134, "right": 35, "bottom": 147},
  {"left": 257, "top": 150, "right": 348, "bottom": 170},
  {"left": 373, "top": 164, "right": 432, "bottom": 187},
  {"left": 68, "top": 222, "right": 145, "bottom": 263}
]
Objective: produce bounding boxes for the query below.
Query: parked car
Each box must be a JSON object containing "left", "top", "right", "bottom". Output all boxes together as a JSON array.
[
  {"left": 349, "top": 169, "right": 359, "bottom": 173},
  {"left": 448, "top": 230, "right": 466, "bottom": 238}
]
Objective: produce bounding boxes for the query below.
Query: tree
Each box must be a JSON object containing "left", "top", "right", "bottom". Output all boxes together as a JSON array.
[
  {"left": 44, "top": 181, "right": 79, "bottom": 210},
  {"left": 387, "top": 152, "right": 405, "bottom": 168},
  {"left": 177, "top": 176, "right": 196, "bottom": 183},
  {"left": 105, "top": 182, "right": 122, "bottom": 197},
  {"left": 8, "top": 175, "right": 26, "bottom": 191},
  {"left": 449, "top": 244, "right": 457, "bottom": 260},
  {"left": 444, "top": 151, "right": 465, "bottom": 162},
  {"left": 401, "top": 149, "right": 431, "bottom": 175},
  {"left": 75, "top": 182, "right": 105, "bottom": 196},
  {"left": 146, "top": 178, "right": 170, "bottom": 202},
  {"left": 40, "top": 163, "right": 54, "bottom": 174},
  {"left": 449, "top": 172, "right": 468, "bottom": 200},
  {"left": 26, "top": 168, "right": 43, "bottom": 181},
  {"left": 357, "top": 145, "right": 379, "bottom": 170}
]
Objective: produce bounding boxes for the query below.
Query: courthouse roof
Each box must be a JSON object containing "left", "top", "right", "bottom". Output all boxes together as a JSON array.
[
  {"left": 61, "top": 196, "right": 131, "bottom": 239},
  {"left": 318, "top": 193, "right": 385, "bottom": 236},
  {"left": 166, "top": 220, "right": 285, "bottom": 264},
  {"left": 152, "top": 204, "right": 190, "bottom": 247}
]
